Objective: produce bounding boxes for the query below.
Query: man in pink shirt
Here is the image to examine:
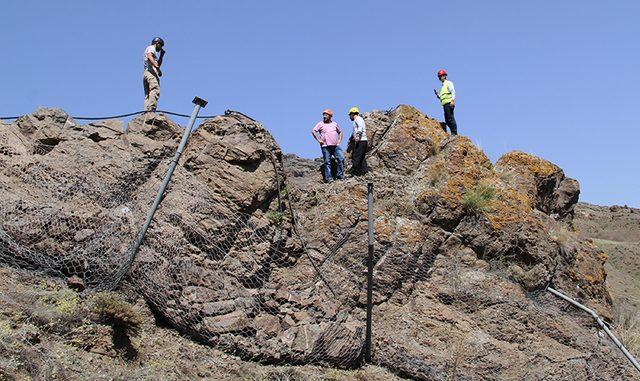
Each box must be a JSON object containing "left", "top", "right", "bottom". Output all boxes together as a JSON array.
[{"left": 311, "top": 109, "right": 344, "bottom": 183}]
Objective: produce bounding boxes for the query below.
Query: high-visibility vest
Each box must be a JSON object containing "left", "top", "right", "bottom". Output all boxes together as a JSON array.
[{"left": 439, "top": 80, "right": 454, "bottom": 106}]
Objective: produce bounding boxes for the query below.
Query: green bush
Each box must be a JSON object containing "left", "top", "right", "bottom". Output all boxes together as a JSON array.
[
  {"left": 462, "top": 183, "right": 496, "bottom": 215},
  {"left": 266, "top": 210, "right": 284, "bottom": 225}
]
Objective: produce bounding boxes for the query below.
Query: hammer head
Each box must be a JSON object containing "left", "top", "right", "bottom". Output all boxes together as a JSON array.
[{"left": 192, "top": 96, "right": 208, "bottom": 108}]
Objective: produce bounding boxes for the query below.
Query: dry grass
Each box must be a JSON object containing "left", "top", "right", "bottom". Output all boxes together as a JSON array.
[
  {"left": 445, "top": 334, "right": 470, "bottom": 381},
  {"left": 28, "top": 288, "right": 85, "bottom": 335},
  {"left": 382, "top": 197, "right": 416, "bottom": 217},
  {"left": 549, "top": 226, "right": 571, "bottom": 250},
  {"left": 612, "top": 300, "right": 640, "bottom": 357},
  {"left": 462, "top": 183, "right": 496, "bottom": 215},
  {"left": 427, "top": 162, "right": 446, "bottom": 187}
]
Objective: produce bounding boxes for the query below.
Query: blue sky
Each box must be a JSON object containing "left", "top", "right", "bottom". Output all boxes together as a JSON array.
[{"left": 2, "top": 1, "right": 639, "bottom": 206}]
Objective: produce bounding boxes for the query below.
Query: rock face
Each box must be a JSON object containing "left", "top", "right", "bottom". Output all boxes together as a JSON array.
[{"left": 0, "top": 106, "right": 636, "bottom": 380}]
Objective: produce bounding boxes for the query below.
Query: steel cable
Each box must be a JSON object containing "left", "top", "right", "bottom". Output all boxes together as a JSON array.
[{"left": 0, "top": 109, "right": 219, "bottom": 121}]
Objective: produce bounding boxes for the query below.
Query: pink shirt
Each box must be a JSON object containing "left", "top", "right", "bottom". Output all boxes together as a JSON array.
[{"left": 313, "top": 121, "right": 342, "bottom": 147}]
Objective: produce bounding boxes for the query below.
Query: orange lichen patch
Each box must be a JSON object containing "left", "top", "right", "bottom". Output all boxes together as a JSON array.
[
  {"left": 574, "top": 250, "right": 607, "bottom": 287},
  {"left": 437, "top": 138, "right": 492, "bottom": 205},
  {"left": 496, "top": 151, "right": 560, "bottom": 178},
  {"left": 413, "top": 138, "right": 540, "bottom": 230},
  {"left": 483, "top": 178, "right": 534, "bottom": 229},
  {"left": 376, "top": 216, "right": 396, "bottom": 244},
  {"left": 597, "top": 251, "right": 608, "bottom": 262},
  {"left": 389, "top": 105, "right": 448, "bottom": 151},
  {"left": 394, "top": 105, "right": 444, "bottom": 132},
  {"left": 396, "top": 218, "right": 424, "bottom": 245}
]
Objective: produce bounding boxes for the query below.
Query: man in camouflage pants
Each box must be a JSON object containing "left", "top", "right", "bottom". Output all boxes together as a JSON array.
[{"left": 143, "top": 37, "right": 165, "bottom": 111}]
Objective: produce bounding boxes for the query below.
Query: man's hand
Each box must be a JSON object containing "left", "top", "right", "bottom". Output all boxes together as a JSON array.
[{"left": 450, "top": 100, "right": 455, "bottom": 108}]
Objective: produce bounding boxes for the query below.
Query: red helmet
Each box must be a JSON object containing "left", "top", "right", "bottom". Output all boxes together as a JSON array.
[{"left": 437, "top": 69, "right": 448, "bottom": 77}]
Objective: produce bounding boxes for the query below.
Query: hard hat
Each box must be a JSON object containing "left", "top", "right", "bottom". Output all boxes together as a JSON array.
[
  {"left": 152, "top": 37, "right": 165, "bottom": 46},
  {"left": 437, "top": 69, "right": 448, "bottom": 77},
  {"left": 322, "top": 109, "right": 333, "bottom": 116},
  {"left": 348, "top": 107, "right": 360, "bottom": 115}
]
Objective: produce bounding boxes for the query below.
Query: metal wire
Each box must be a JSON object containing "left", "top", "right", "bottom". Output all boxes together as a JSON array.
[{"left": 0, "top": 109, "right": 219, "bottom": 121}]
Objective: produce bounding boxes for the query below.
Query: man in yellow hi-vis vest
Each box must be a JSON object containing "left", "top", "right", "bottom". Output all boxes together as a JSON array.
[{"left": 434, "top": 69, "right": 457, "bottom": 135}]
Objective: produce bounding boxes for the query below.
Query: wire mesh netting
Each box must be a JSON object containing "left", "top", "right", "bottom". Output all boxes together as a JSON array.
[
  {"left": 1, "top": 109, "right": 639, "bottom": 379},
  {"left": 0, "top": 140, "right": 171, "bottom": 290},
  {"left": 0, "top": 114, "right": 368, "bottom": 368}
]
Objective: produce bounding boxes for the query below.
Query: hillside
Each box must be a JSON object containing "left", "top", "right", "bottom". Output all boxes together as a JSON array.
[
  {"left": 0, "top": 106, "right": 638, "bottom": 380},
  {"left": 574, "top": 203, "right": 640, "bottom": 308}
]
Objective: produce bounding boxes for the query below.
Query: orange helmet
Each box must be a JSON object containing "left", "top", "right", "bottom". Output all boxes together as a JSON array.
[
  {"left": 437, "top": 69, "right": 448, "bottom": 77},
  {"left": 322, "top": 109, "right": 334, "bottom": 116}
]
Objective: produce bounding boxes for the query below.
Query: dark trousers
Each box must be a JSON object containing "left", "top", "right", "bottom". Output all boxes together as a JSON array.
[
  {"left": 443, "top": 103, "right": 458, "bottom": 135},
  {"left": 351, "top": 140, "right": 368, "bottom": 175}
]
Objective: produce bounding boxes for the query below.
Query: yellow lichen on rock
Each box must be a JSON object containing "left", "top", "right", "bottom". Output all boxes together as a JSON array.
[{"left": 497, "top": 151, "right": 560, "bottom": 178}]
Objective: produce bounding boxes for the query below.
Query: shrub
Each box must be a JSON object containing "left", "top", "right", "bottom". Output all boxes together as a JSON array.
[
  {"left": 91, "top": 292, "right": 143, "bottom": 335},
  {"left": 462, "top": 183, "right": 496, "bottom": 215},
  {"left": 266, "top": 210, "right": 284, "bottom": 225}
]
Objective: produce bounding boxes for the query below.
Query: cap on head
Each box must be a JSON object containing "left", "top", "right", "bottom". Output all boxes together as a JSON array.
[
  {"left": 437, "top": 69, "right": 447, "bottom": 77},
  {"left": 348, "top": 107, "right": 360, "bottom": 115},
  {"left": 322, "top": 109, "right": 334, "bottom": 116},
  {"left": 152, "top": 37, "right": 165, "bottom": 46}
]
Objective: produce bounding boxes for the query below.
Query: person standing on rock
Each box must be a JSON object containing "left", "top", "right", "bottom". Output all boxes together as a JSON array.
[
  {"left": 348, "top": 107, "right": 368, "bottom": 176},
  {"left": 143, "top": 37, "right": 165, "bottom": 111},
  {"left": 312, "top": 109, "right": 344, "bottom": 183},
  {"left": 434, "top": 69, "right": 458, "bottom": 136}
]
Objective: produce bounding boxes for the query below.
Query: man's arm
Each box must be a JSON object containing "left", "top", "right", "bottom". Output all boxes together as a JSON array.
[
  {"left": 335, "top": 124, "right": 343, "bottom": 145},
  {"left": 312, "top": 130, "right": 324, "bottom": 145},
  {"left": 448, "top": 81, "right": 456, "bottom": 106},
  {"left": 158, "top": 49, "right": 165, "bottom": 67},
  {"left": 354, "top": 118, "right": 365, "bottom": 142},
  {"left": 146, "top": 52, "right": 159, "bottom": 69}
]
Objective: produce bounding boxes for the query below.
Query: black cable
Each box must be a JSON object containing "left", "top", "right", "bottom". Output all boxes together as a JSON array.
[
  {"left": 66, "top": 111, "right": 147, "bottom": 120},
  {"left": 1, "top": 110, "right": 219, "bottom": 121}
]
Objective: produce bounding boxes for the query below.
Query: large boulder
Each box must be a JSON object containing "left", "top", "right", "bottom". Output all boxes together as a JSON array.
[{"left": 495, "top": 151, "right": 580, "bottom": 221}]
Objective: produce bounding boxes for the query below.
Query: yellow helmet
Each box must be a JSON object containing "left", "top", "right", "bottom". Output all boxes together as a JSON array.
[{"left": 348, "top": 107, "right": 360, "bottom": 115}]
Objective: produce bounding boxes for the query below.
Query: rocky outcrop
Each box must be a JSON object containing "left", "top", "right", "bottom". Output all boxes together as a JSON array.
[
  {"left": 495, "top": 151, "right": 580, "bottom": 221},
  {"left": 1, "top": 106, "right": 636, "bottom": 380}
]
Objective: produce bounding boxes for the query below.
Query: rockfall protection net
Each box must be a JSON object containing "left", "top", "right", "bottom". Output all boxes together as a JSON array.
[
  {"left": 0, "top": 121, "right": 367, "bottom": 368},
  {"left": 1, "top": 113, "right": 638, "bottom": 378},
  {"left": 0, "top": 141, "right": 170, "bottom": 290}
]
